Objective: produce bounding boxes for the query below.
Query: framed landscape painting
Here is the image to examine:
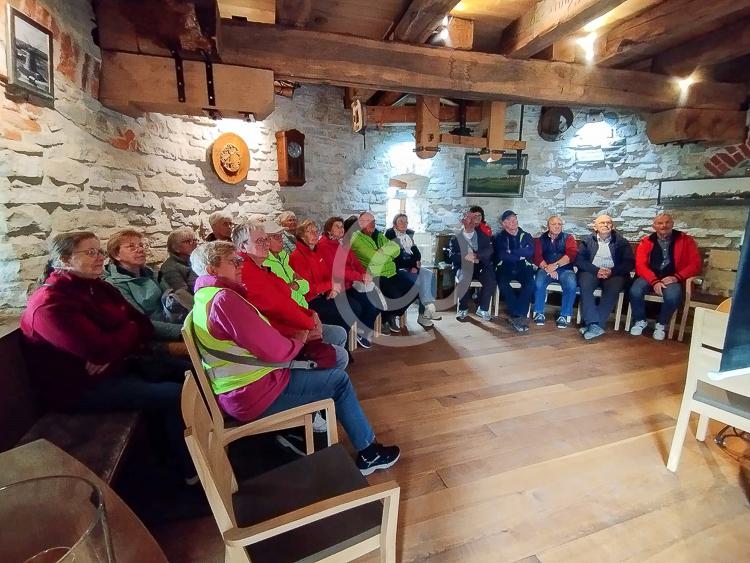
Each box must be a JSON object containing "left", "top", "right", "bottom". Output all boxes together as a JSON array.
[
  {"left": 463, "top": 153, "right": 528, "bottom": 198},
  {"left": 5, "top": 5, "right": 54, "bottom": 100},
  {"left": 658, "top": 176, "right": 750, "bottom": 206}
]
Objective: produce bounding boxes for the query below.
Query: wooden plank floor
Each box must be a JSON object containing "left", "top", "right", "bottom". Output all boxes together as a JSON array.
[{"left": 153, "top": 311, "right": 750, "bottom": 562}]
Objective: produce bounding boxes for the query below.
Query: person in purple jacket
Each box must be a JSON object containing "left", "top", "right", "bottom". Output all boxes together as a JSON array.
[
  {"left": 494, "top": 210, "right": 535, "bottom": 333},
  {"left": 188, "top": 241, "right": 400, "bottom": 475}
]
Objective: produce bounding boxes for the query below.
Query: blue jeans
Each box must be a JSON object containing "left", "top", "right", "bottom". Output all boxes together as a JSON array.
[
  {"left": 399, "top": 268, "right": 435, "bottom": 313},
  {"left": 261, "top": 367, "right": 375, "bottom": 451},
  {"left": 533, "top": 269, "right": 577, "bottom": 318},
  {"left": 496, "top": 263, "right": 535, "bottom": 318},
  {"left": 321, "top": 324, "right": 349, "bottom": 369},
  {"left": 629, "top": 276, "right": 682, "bottom": 325}
]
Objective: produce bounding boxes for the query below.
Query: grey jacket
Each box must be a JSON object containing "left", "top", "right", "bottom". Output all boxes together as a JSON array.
[{"left": 159, "top": 252, "right": 197, "bottom": 308}]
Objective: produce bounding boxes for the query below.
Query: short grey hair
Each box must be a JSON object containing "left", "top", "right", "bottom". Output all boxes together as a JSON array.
[
  {"left": 190, "top": 241, "right": 235, "bottom": 276},
  {"left": 208, "top": 210, "right": 232, "bottom": 227},
  {"left": 231, "top": 222, "right": 264, "bottom": 248},
  {"left": 278, "top": 211, "right": 296, "bottom": 224},
  {"left": 167, "top": 226, "right": 196, "bottom": 253}
]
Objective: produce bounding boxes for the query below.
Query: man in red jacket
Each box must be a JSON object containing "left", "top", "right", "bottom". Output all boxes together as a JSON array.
[{"left": 629, "top": 214, "right": 702, "bottom": 340}]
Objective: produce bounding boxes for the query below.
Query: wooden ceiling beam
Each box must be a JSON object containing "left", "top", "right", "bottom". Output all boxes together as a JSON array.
[
  {"left": 392, "top": 0, "right": 461, "bottom": 44},
  {"left": 366, "top": 104, "right": 482, "bottom": 126},
  {"left": 374, "top": 91, "right": 411, "bottom": 106},
  {"left": 218, "top": 20, "right": 747, "bottom": 112},
  {"left": 652, "top": 17, "right": 750, "bottom": 77},
  {"left": 276, "top": 0, "right": 313, "bottom": 28},
  {"left": 343, "top": 87, "right": 379, "bottom": 109},
  {"left": 498, "top": 0, "right": 628, "bottom": 59},
  {"left": 218, "top": 0, "right": 274, "bottom": 23},
  {"left": 646, "top": 109, "right": 748, "bottom": 144},
  {"left": 595, "top": 0, "right": 750, "bottom": 68}
]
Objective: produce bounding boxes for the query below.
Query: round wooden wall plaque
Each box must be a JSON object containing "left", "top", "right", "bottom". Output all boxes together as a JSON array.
[{"left": 211, "top": 132, "right": 250, "bottom": 184}]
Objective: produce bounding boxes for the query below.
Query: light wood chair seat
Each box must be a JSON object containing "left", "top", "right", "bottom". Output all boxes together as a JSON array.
[
  {"left": 232, "top": 444, "right": 382, "bottom": 563},
  {"left": 693, "top": 381, "right": 750, "bottom": 419},
  {"left": 624, "top": 293, "right": 678, "bottom": 339}
]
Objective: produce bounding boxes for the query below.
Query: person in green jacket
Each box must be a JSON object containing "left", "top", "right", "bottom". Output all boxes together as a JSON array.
[
  {"left": 262, "top": 221, "right": 310, "bottom": 307},
  {"left": 103, "top": 229, "right": 183, "bottom": 342},
  {"left": 350, "top": 212, "right": 415, "bottom": 333}
]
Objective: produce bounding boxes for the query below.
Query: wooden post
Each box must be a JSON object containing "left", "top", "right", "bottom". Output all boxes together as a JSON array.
[{"left": 415, "top": 96, "right": 441, "bottom": 159}]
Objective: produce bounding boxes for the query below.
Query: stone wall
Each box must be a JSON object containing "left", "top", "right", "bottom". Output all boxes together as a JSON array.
[{"left": 0, "top": 0, "right": 747, "bottom": 311}]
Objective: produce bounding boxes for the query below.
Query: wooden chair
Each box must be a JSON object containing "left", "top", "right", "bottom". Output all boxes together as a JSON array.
[
  {"left": 181, "top": 373, "right": 401, "bottom": 563},
  {"left": 666, "top": 307, "right": 750, "bottom": 472},
  {"left": 677, "top": 249, "right": 740, "bottom": 342},
  {"left": 456, "top": 279, "right": 493, "bottom": 314},
  {"left": 181, "top": 313, "right": 315, "bottom": 452}
]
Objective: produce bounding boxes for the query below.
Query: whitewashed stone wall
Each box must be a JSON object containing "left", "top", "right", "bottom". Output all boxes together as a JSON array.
[{"left": 0, "top": 0, "right": 746, "bottom": 311}]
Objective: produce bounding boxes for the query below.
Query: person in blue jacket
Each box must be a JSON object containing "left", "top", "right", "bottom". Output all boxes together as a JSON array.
[{"left": 494, "top": 210, "right": 535, "bottom": 332}]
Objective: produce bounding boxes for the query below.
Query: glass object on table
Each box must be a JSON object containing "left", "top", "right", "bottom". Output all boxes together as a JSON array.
[{"left": 0, "top": 475, "right": 113, "bottom": 563}]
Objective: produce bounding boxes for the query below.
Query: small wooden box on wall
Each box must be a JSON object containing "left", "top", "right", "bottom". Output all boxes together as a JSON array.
[{"left": 276, "top": 129, "right": 306, "bottom": 186}]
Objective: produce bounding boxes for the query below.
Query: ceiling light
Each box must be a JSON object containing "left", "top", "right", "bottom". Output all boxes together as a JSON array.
[
  {"left": 576, "top": 32, "right": 597, "bottom": 63},
  {"left": 438, "top": 27, "right": 450, "bottom": 42},
  {"left": 442, "top": 15, "right": 449, "bottom": 27},
  {"left": 677, "top": 76, "right": 695, "bottom": 93}
]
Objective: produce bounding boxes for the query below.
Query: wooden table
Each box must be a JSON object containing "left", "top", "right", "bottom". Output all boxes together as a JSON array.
[{"left": 0, "top": 439, "right": 167, "bottom": 562}]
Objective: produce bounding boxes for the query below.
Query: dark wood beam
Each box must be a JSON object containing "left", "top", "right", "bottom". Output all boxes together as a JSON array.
[
  {"left": 366, "top": 104, "right": 482, "bottom": 125},
  {"left": 499, "top": 0, "right": 628, "bottom": 59},
  {"left": 218, "top": 20, "right": 747, "bottom": 111},
  {"left": 276, "top": 0, "right": 313, "bottom": 28},
  {"left": 595, "top": 0, "right": 750, "bottom": 68},
  {"left": 343, "top": 87, "right": 378, "bottom": 109},
  {"left": 374, "top": 91, "right": 411, "bottom": 106},
  {"left": 646, "top": 109, "right": 748, "bottom": 144},
  {"left": 652, "top": 17, "right": 750, "bottom": 77},
  {"left": 392, "top": 0, "right": 461, "bottom": 43}
]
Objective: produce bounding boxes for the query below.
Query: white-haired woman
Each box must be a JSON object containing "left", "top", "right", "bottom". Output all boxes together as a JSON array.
[
  {"left": 189, "top": 241, "right": 400, "bottom": 474},
  {"left": 278, "top": 210, "right": 298, "bottom": 254}
]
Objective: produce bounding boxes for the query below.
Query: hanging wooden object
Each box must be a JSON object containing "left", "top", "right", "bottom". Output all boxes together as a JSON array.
[{"left": 211, "top": 132, "right": 250, "bottom": 184}]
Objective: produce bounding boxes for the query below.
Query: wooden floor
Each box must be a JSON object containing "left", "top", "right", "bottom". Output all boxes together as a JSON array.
[{"left": 153, "top": 310, "right": 750, "bottom": 562}]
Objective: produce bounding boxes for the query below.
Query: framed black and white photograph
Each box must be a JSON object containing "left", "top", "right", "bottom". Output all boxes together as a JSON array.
[
  {"left": 5, "top": 5, "right": 54, "bottom": 100},
  {"left": 658, "top": 176, "right": 750, "bottom": 206},
  {"left": 463, "top": 153, "right": 528, "bottom": 198}
]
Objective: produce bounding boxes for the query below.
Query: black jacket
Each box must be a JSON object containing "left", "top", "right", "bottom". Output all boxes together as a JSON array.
[
  {"left": 448, "top": 229, "right": 494, "bottom": 273},
  {"left": 576, "top": 231, "right": 635, "bottom": 277},
  {"left": 384, "top": 227, "right": 421, "bottom": 270}
]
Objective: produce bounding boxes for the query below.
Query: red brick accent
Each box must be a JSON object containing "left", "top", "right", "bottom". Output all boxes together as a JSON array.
[
  {"left": 57, "top": 33, "right": 80, "bottom": 84},
  {"left": 81, "top": 53, "right": 101, "bottom": 99},
  {"left": 704, "top": 137, "right": 750, "bottom": 176},
  {"left": 0, "top": 109, "right": 42, "bottom": 133},
  {"left": 1, "top": 128, "right": 23, "bottom": 141},
  {"left": 110, "top": 129, "right": 138, "bottom": 151}
]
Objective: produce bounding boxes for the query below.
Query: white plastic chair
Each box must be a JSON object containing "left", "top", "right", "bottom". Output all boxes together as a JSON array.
[{"left": 666, "top": 307, "right": 750, "bottom": 472}]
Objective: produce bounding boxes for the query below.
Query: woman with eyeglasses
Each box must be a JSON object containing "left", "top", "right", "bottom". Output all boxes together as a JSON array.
[
  {"left": 103, "top": 228, "right": 183, "bottom": 342},
  {"left": 20, "top": 231, "right": 195, "bottom": 482},
  {"left": 159, "top": 227, "right": 200, "bottom": 308}
]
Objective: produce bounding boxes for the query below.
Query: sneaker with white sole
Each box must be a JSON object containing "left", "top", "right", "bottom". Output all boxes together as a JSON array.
[
  {"left": 356, "top": 334, "right": 372, "bottom": 348},
  {"left": 417, "top": 313, "right": 434, "bottom": 327},
  {"left": 653, "top": 322, "right": 666, "bottom": 341},
  {"left": 456, "top": 308, "right": 469, "bottom": 320},
  {"left": 533, "top": 313, "right": 545, "bottom": 325},
  {"left": 583, "top": 323, "right": 605, "bottom": 340},
  {"left": 391, "top": 316, "right": 401, "bottom": 331},
  {"left": 356, "top": 443, "right": 401, "bottom": 475},
  {"left": 509, "top": 317, "right": 529, "bottom": 332},
  {"left": 630, "top": 319, "right": 648, "bottom": 336},
  {"left": 426, "top": 303, "right": 442, "bottom": 320},
  {"left": 476, "top": 308, "right": 492, "bottom": 321},
  {"left": 556, "top": 316, "right": 569, "bottom": 329},
  {"left": 382, "top": 319, "right": 399, "bottom": 334},
  {"left": 312, "top": 412, "right": 327, "bottom": 433}
]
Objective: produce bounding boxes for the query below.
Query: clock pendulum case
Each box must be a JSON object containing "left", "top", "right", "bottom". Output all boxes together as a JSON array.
[{"left": 275, "top": 129, "right": 306, "bottom": 186}]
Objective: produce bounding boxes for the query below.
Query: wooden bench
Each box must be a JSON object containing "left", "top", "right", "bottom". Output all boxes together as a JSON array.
[{"left": 0, "top": 324, "right": 140, "bottom": 484}]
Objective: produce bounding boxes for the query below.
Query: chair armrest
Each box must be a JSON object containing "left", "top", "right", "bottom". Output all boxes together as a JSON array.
[
  {"left": 708, "top": 367, "right": 750, "bottom": 381},
  {"left": 223, "top": 480, "right": 400, "bottom": 548},
  {"left": 222, "top": 399, "right": 337, "bottom": 446},
  {"left": 684, "top": 276, "right": 703, "bottom": 300}
]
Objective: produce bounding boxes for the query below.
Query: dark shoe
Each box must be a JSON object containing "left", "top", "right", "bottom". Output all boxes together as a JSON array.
[
  {"left": 357, "top": 443, "right": 401, "bottom": 475},
  {"left": 556, "top": 316, "right": 569, "bottom": 329},
  {"left": 533, "top": 313, "right": 545, "bottom": 325},
  {"left": 356, "top": 334, "right": 372, "bottom": 348},
  {"left": 509, "top": 317, "right": 529, "bottom": 333},
  {"left": 383, "top": 318, "right": 399, "bottom": 334}
]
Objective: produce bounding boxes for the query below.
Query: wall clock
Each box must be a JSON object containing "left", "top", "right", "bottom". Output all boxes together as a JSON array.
[{"left": 275, "top": 129, "right": 305, "bottom": 186}]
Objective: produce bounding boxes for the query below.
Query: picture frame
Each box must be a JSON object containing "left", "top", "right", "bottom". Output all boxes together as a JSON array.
[
  {"left": 5, "top": 5, "right": 54, "bottom": 100},
  {"left": 463, "top": 153, "right": 528, "bottom": 198},
  {"left": 658, "top": 176, "right": 750, "bottom": 206}
]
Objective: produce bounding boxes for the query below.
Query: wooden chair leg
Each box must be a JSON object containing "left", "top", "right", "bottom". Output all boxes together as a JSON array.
[
  {"left": 374, "top": 314, "right": 381, "bottom": 337},
  {"left": 625, "top": 302, "right": 632, "bottom": 331},
  {"left": 668, "top": 310, "right": 677, "bottom": 340},
  {"left": 348, "top": 324, "right": 357, "bottom": 352},
  {"left": 696, "top": 414, "right": 710, "bottom": 442},
  {"left": 666, "top": 392, "right": 697, "bottom": 472},
  {"left": 678, "top": 301, "right": 691, "bottom": 342},
  {"left": 494, "top": 286, "right": 500, "bottom": 318},
  {"left": 400, "top": 312, "right": 407, "bottom": 329},
  {"left": 614, "top": 292, "right": 624, "bottom": 331}
]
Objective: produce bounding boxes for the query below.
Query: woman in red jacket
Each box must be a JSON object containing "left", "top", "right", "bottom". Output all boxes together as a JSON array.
[
  {"left": 20, "top": 231, "right": 193, "bottom": 480},
  {"left": 291, "top": 219, "right": 378, "bottom": 346}
]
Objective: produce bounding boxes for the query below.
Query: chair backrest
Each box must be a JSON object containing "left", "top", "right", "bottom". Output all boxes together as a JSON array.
[
  {"left": 182, "top": 312, "right": 229, "bottom": 440},
  {"left": 181, "top": 373, "right": 238, "bottom": 535},
  {"left": 702, "top": 249, "right": 740, "bottom": 297},
  {"left": 690, "top": 308, "right": 750, "bottom": 397}
]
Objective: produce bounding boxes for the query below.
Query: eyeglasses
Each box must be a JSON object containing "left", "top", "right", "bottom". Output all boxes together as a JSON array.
[
  {"left": 268, "top": 233, "right": 283, "bottom": 240},
  {"left": 252, "top": 237, "right": 270, "bottom": 245},
  {"left": 73, "top": 248, "right": 106, "bottom": 257},
  {"left": 122, "top": 242, "right": 149, "bottom": 251}
]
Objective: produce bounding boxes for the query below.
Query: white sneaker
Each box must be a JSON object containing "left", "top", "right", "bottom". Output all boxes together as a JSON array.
[
  {"left": 426, "top": 303, "right": 442, "bottom": 320},
  {"left": 456, "top": 308, "right": 469, "bottom": 320},
  {"left": 417, "top": 313, "right": 434, "bottom": 327},
  {"left": 630, "top": 320, "right": 648, "bottom": 336},
  {"left": 312, "top": 412, "right": 327, "bottom": 433},
  {"left": 476, "top": 308, "right": 492, "bottom": 322},
  {"left": 653, "top": 323, "right": 666, "bottom": 341}
]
